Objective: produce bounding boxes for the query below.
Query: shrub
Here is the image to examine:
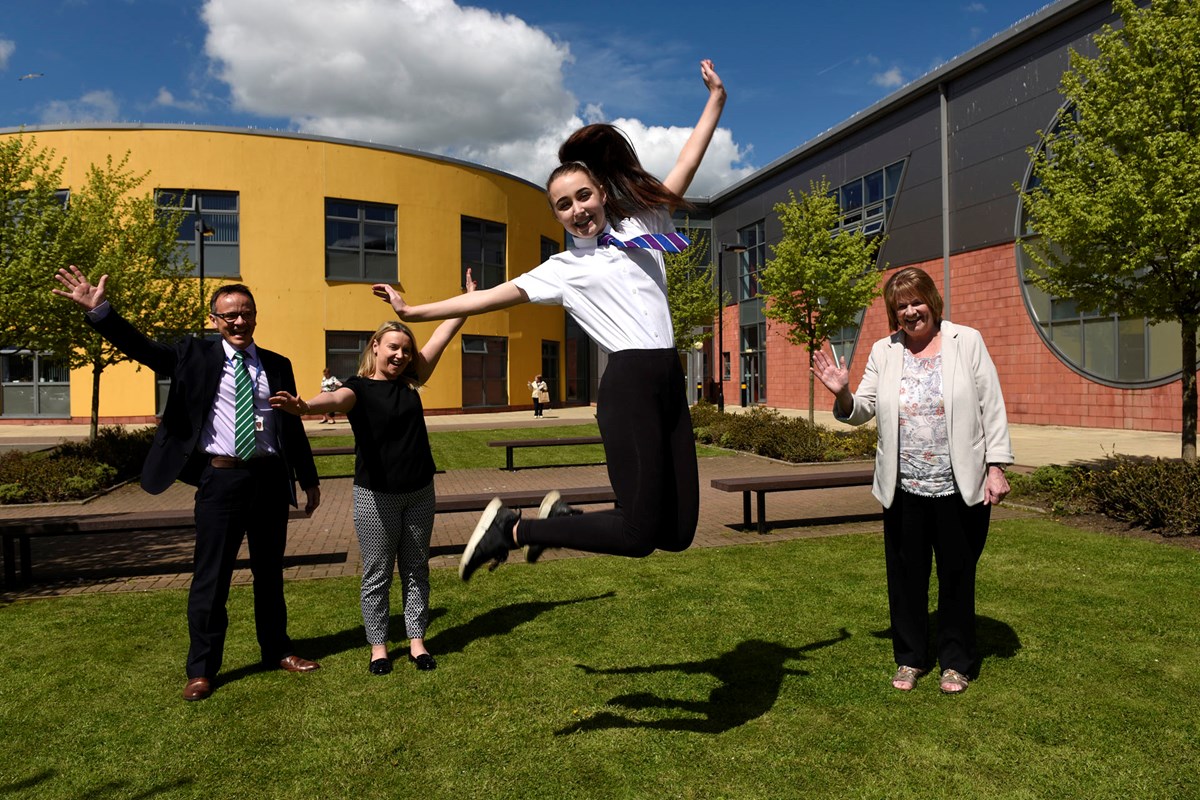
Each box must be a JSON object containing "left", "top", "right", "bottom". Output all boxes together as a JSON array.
[
  {"left": 0, "top": 425, "right": 151, "bottom": 505},
  {"left": 0, "top": 451, "right": 117, "bottom": 504},
  {"left": 1086, "top": 457, "right": 1200, "bottom": 536},
  {"left": 55, "top": 425, "right": 155, "bottom": 483},
  {"left": 1007, "top": 464, "right": 1092, "bottom": 515},
  {"left": 688, "top": 402, "right": 877, "bottom": 463}
]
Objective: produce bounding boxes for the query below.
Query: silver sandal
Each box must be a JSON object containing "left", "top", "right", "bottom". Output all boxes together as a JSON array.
[
  {"left": 940, "top": 668, "right": 970, "bottom": 694},
  {"left": 891, "top": 665, "right": 927, "bottom": 691}
]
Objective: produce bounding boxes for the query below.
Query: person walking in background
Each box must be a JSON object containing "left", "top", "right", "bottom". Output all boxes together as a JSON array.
[
  {"left": 530, "top": 374, "right": 549, "bottom": 418},
  {"left": 319, "top": 367, "right": 342, "bottom": 424},
  {"left": 270, "top": 275, "right": 474, "bottom": 675},
  {"left": 52, "top": 266, "right": 321, "bottom": 702},
  {"left": 371, "top": 59, "right": 726, "bottom": 583},
  {"left": 811, "top": 266, "right": 1013, "bottom": 695}
]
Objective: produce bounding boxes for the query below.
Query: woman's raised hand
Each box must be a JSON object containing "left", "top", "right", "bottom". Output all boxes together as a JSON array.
[
  {"left": 372, "top": 283, "right": 409, "bottom": 319},
  {"left": 811, "top": 347, "right": 850, "bottom": 395}
]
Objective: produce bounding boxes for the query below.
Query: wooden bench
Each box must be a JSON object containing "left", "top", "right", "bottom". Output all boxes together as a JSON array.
[
  {"left": 311, "top": 445, "right": 355, "bottom": 456},
  {"left": 487, "top": 436, "right": 605, "bottom": 471},
  {"left": 1, "top": 508, "right": 309, "bottom": 586},
  {"left": 434, "top": 485, "right": 615, "bottom": 514},
  {"left": 710, "top": 466, "right": 875, "bottom": 535}
]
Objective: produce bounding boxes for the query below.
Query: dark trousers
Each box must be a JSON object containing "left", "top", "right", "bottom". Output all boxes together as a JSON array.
[
  {"left": 882, "top": 489, "right": 990, "bottom": 676},
  {"left": 519, "top": 349, "right": 699, "bottom": 557},
  {"left": 532, "top": 398, "right": 543, "bottom": 417},
  {"left": 186, "top": 458, "right": 293, "bottom": 678}
]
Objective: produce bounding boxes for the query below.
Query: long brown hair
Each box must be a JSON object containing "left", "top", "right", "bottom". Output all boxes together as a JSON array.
[
  {"left": 357, "top": 320, "right": 423, "bottom": 387},
  {"left": 549, "top": 124, "right": 692, "bottom": 222}
]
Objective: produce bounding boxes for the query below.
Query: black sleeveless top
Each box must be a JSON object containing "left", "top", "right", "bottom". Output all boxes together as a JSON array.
[{"left": 343, "top": 376, "right": 436, "bottom": 493}]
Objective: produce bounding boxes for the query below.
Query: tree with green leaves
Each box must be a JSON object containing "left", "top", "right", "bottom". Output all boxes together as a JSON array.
[
  {"left": 0, "top": 136, "right": 71, "bottom": 345},
  {"left": 758, "top": 183, "right": 884, "bottom": 424},
  {"left": 665, "top": 225, "right": 718, "bottom": 354},
  {"left": 20, "top": 151, "right": 201, "bottom": 440},
  {"left": 1019, "top": 0, "right": 1200, "bottom": 461}
]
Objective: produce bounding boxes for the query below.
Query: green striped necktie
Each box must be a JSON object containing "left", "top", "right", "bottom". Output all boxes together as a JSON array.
[{"left": 232, "top": 350, "right": 257, "bottom": 460}]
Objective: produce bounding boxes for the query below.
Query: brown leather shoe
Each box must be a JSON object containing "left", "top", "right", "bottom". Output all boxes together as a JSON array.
[
  {"left": 183, "top": 677, "right": 212, "bottom": 701},
  {"left": 278, "top": 654, "right": 320, "bottom": 673}
]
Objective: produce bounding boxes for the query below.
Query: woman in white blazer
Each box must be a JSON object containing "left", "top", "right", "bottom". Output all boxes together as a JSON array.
[{"left": 813, "top": 267, "right": 1013, "bottom": 695}]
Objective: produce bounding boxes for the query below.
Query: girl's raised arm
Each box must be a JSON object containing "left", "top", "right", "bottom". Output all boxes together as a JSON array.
[
  {"left": 662, "top": 59, "right": 727, "bottom": 200},
  {"left": 373, "top": 279, "right": 527, "bottom": 323},
  {"left": 413, "top": 269, "right": 477, "bottom": 382}
]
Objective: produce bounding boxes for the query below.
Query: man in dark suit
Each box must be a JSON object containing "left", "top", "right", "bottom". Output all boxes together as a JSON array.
[{"left": 54, "top": 266, "right": 322, "bottom": 701}]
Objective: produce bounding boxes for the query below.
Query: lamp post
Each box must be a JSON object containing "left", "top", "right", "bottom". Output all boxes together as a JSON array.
[
  {"left": 195, "top": 218, "right": 215, "bottom": 327},
  {"left": 717, "top": 243, "right": 747, "bottom": 414}
]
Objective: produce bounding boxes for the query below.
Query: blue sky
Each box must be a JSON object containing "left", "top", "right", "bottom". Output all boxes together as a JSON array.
[{"left": 0, "top": 0, "right": 1054, "bottom": 194}]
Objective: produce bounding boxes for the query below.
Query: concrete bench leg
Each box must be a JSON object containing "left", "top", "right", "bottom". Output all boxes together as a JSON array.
[{"left": 756, "top": 492, "right": 768, "bottom": 536}]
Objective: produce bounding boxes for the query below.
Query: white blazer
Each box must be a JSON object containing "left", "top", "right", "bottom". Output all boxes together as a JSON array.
[{"left": 835, "top": 320, "right": 1014, "bottom": 508}]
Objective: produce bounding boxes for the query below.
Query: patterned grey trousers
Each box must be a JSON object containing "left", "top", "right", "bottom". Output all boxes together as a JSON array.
[{"left": 353, "top": 482, "right": 435, "bottom": 645}]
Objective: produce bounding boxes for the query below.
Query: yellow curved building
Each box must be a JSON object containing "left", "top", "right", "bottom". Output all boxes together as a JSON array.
[{"left": 0, "top": 125, "right": 582, "bottom": 423}]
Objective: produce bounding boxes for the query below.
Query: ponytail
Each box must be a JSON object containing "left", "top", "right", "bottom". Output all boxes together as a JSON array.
[{"left": 553, "top": 124, "right": 692, "bottom": 221}]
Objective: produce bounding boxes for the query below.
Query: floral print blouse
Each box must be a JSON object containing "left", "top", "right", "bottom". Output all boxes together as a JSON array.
[{"left": 898, "top": 350, "right": 956, "bottom": 497}]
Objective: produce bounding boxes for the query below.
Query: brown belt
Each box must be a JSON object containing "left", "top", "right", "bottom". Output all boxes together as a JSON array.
[{"left": 210, "top": 455, "right": 275, "bottom": 469}]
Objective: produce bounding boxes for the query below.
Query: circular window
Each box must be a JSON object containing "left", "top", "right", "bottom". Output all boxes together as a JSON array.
[{"left": 1016, "top": 106, "right": 1191, "bottom": 388}]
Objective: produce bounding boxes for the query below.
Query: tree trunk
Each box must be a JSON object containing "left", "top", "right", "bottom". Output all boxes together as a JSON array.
[
  {"left": 1182, "top": 319, "right": 1197, "bottom": 462},
  {"left": 90, "top": 358, "right": 101, "bottom": 444},
  {"left": 807, "top": 347, "right": 815, "bottom": 426}
]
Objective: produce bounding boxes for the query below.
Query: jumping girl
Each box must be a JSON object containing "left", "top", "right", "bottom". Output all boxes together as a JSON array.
[{"left": 374, "top": 59, "right": 727, "bottom": 581}]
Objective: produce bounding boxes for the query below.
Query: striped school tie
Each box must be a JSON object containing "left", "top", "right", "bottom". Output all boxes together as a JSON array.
[
  {"left": 232, "top": 350, "right": 257, "bottom": 461},
  {"left": 597, "top": 231, "right": 691, "bottom": 253}
]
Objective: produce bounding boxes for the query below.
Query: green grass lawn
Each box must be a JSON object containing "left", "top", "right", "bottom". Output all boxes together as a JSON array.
[
  {"left": 311, "top": 423, "right": 727, "bottom": 476},
  {"left": 2, "top": 518, "right": 1198, "bottom": 799}
]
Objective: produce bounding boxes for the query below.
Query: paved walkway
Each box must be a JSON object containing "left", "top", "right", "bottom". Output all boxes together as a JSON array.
[{"left": 0, "top": 406, "right": 1191, "bottom": 601}]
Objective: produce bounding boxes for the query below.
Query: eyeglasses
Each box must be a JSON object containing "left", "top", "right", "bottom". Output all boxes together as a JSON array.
[{"left": 211, "top": 311, "right": 256, "bottom": 323}]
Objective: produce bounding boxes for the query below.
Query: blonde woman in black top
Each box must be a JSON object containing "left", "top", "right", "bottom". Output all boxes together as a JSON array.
[{"left": 271, "top": 276, "right": 473, "bottom": 675}]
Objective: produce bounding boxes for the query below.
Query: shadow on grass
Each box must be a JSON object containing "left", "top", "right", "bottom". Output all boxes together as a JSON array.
[
  {"left": 427, "top": 592, "right": 616, "bottom": 656},
  {"left": 556, "top": 628, "right": 851, "bottom": 735},
  {"left": 0, "top": 769, "right": 55, "bottom": 796}
]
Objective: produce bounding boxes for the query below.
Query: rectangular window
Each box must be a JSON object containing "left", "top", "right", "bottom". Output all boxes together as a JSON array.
[
  {"left": 0, "top": 349, "right": 70, "bottom": 418},
  {"left": 461, "top": 335, "right": 508, "bottom": 408},
  {"left": 833, "top": 159, "right": 905, "bottom": 236},
  {"left": 540, "top": 235, "right": 560, "bottom": 264},
  {"left": 326, "top": 331, "right": 374, "bottom": 383},
  {"left": 737, "top": 221, "right": 766, "bottom": 302},
  {"left": 462, "top": 217, "right": 507, "bottom": 289},
  {"left": 325, "top": 199, "right": 397, "bottom": 281},
  {"left": 156, "top": 189, "right": 240, "bottom": 277}
]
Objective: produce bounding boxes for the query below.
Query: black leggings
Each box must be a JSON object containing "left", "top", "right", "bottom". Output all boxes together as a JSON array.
[{"left": 518, "top": 349, "right": 699, "bottom": 557}]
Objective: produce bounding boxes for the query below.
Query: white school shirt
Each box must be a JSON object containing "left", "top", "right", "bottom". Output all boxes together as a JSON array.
[{"left": 512, "top": 207, "right": 676, "bottom": 353}]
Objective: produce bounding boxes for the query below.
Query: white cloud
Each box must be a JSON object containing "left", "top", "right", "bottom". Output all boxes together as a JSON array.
[
  {"left": 155, "top": 87, "right": 207, "bottom": 114},
  {"left": 965, "top": 2, "right": 987, "bottom": 12},
  {"left": 200, "top": 0, "right": 751, "bottom": 194},
  {"left": 0, "top": 39, "right": 14, "bottom": 70},
  {"left": 39, "top": 90, "right": 119, "bottom": 124},
  {"left": 871, "top": 67, "right": 905, "bottom": 90}
]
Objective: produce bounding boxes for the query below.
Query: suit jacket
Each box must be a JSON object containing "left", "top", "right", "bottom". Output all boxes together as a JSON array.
[
  {"left": 835, "top": 320, "right": 1013, "bottom": 508},
  {"left": 90, "top": 309, "right": 318, "bottom": 504}
]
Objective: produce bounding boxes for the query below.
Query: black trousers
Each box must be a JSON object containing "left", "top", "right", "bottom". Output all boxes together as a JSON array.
[
  {"left": 882, "top": 489, "right": 990, "bottom": 676},
  {"left": 186, "top": 458, "right": 293, "bottom": 679},
  {"left": 519, "top": 349, "right": 699, "bottom": 557}
]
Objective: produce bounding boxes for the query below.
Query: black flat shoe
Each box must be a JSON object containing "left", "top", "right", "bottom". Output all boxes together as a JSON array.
[
  {"left": 369, "top": 657, "right": 392, "bottom": 676},
  {"left": 408, "top": 653, "right": 437, "bottom": 671}
]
